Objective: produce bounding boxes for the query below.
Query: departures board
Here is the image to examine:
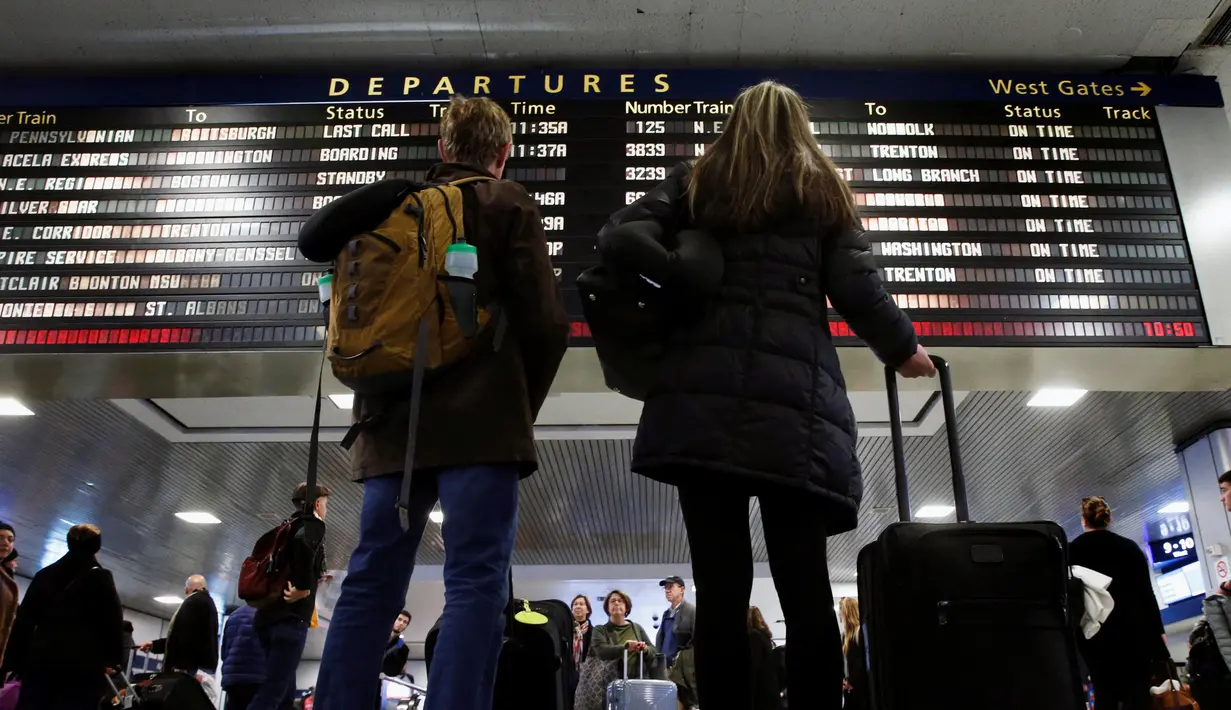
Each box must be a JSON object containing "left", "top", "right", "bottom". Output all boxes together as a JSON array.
[{"left": 0, "top": 69, "right": 1219, "bottom": 352}]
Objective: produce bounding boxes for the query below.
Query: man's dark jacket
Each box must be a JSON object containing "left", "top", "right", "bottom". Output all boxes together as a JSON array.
[
  {"left": 298, "top": 163, "right": 571, "bottom": 480},
  {"left": 382, "top": 635, "right": 410, "bottom": 677},
  {"left": 601, "top": 163, "right": 918, "bottom": 534},
  {"left": 655, "top": 600, "right": 695, "bottom": 653},
  {"left": 5, "top": 550, "right": 125, "bottom": 677},
  {"left": 151, "top": 588, "right": 219, "bottom": 672}
]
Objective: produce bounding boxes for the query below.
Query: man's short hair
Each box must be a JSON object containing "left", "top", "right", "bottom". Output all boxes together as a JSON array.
[
  {"left": 1219, "top": 470, "right": 1231, "bottom": 486},
  {"left": 292, "top": 483, "right": 333, "bottom": 505},
  {"left": 440, "top": 96, "right": 512, "bottom": 169},
  {"left": 67, "top": 524, "right": 102, "bottom": 555},
  {"left": 397, "top": 610, "right": 412, "bottom": 621}
]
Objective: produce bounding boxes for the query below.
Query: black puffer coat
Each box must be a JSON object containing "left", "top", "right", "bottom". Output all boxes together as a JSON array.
[{"left": 600, "top": 163, "right": 918, "bottom": 534}]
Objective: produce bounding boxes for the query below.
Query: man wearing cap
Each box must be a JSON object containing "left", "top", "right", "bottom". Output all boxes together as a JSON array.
[{"left": 656, "top": 576, "right": 695, "bottom": 667}]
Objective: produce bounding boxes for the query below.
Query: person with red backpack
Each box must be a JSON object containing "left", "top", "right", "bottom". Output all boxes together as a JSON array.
[
  {"left": 298, "top": 94, "right": 569, "bottom": 710},
  {"left": 249, "top": 483, "right": 329, "bottom": 710}
]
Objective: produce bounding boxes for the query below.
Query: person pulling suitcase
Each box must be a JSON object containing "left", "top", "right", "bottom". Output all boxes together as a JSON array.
[{"left": 597, "top": 79, "right": 935, "bottom": 710}]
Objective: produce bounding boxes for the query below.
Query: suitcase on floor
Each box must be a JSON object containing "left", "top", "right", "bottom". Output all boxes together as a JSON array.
[
  {"left": 130, "top": 671, "right": 215, "bottom": 709},
  {"left": 606, "top": 650, "right": 676, "bottom": 710},
  {"left": 857, "top": 356, "right": 1086, "bottom": 710},
  {"left": 427, "top": 573, "right": 567, "bottom": 710}
]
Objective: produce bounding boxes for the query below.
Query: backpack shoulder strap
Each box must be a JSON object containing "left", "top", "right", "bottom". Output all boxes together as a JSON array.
[{"left": 446, "top": 176, "right": 496, "bottom": 187}]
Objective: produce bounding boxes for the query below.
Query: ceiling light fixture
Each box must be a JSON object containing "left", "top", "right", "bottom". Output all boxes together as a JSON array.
[
  {"left": 175, "top": 511, "right": 222, "bottom": 524},
  {"left": 1026, "top": 389, "right": 1087, "bottom": 408},
  {"left": 153, "top": 595, "right": 182, "bottom": 604},
  {"left": 429, "top": 510, "right": 444, "bottom": 524},
  {"left": 1158, "top": 502, "right": 1190, "bottom": 515},
  {"left": 0, "top": 398, "right": 33, "bottom": 416},
  {"left": 916, "top": 505, "right": 956, "bottom": 518},
  {"left": 328, "top": 394, "right": 354, "bottom": 410}
]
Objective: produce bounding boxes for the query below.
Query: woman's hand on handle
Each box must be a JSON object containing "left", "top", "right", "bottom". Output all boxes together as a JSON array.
[{"left": 897, "top": 345, "right": 937, "bottom": 378}]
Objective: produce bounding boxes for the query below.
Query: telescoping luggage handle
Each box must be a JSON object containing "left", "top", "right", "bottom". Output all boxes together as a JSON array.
[
  {"left": 884, "top": 355, "right": 970, "bottom": 524},
  {"left": 103, "top": 669, "right": 135, "bottom": 708},
  {"left": 622, "top": 648, "right": 648, "bottom": 680}
]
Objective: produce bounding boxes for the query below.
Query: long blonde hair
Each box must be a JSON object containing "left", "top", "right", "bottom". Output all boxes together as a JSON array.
[
  {"left": 839, "top": 597, "right": 861, "bottom": 655},
  {"left": 688, "top": 80, "right": 857, "bottom": 232}
]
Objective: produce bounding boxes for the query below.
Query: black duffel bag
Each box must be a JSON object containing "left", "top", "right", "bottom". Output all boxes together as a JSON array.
[{"left": 576, "top": 220, "right": 723, "bottom": 401}]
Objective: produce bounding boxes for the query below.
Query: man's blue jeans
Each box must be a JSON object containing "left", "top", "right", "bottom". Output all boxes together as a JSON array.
[
  {"left": 251, "top": 618, "right": 310, "bottom": 710},
  {"left": 315, "top": 466, "right": 520, "bottom": 710}
]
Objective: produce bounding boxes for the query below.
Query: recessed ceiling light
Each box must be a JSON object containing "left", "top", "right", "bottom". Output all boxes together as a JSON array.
[
  {"left": 1026, "top": 389, "right": 1087, "bottom": 408},
  {"left": 175, "top": 511, "right": 221, "bottom": 524},
  {"left": 916, "top": 505, "right": 956, "bottom": 518},
  {"left": 429, "top": 510, "right": 444, "bottom": 524},
  {"left": 1158, "top": 502, "right": 1190, "bottom": 515},
  {"left": 328, "top": 394, "right": 354, "bottom": 410},
  {"left": 153, "top": 595, "right": 182, "bottom": 604},
  {"left": 0, "top": 398, "right": 33, "bottom": 416}
]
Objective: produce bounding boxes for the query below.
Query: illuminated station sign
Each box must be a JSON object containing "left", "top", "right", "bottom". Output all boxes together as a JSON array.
[{"left": 0, "top": 69, "right": 1217, "bottom": 350}]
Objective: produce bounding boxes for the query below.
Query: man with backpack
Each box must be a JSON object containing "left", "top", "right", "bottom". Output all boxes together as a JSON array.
[
  {"left": 299, "top": 94, "right": 570, "bottom": 710},
  {"left": 249, "top": 483, "right": 329, "bottom": 710}
]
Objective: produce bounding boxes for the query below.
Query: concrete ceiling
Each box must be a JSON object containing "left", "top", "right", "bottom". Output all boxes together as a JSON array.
[
  {"left": 1, "top": 390, "right": 1229, "bottom": 618},
  {"left": 0, "top": 0, "right": 1227, "bottom": 71}
]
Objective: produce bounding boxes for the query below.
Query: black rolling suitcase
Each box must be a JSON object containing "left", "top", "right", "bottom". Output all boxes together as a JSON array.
[
  {"left": 131, "top": 671, "right": 214, "bottom": 709},
  {"left": 857, "top": 357, "right": 1085, "bottom": 710}
]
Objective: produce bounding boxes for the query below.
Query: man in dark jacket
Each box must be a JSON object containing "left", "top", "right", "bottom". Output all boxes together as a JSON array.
[
  {"left": 375, "top": 610, "right": 413, "bottom": 709},
  {"left": 139, "top": 574, "right": 219, "bottom": 674},
  {"left": 381, "top": 610, "right": 412, "bottom": 678},
  {"left": 250, "top": 483, "right": 329, "bottom": 710},
  {"left": 655, "top": 576, "right": 695, "bottom": 666},
  {"left": 222, "top": 604, "right": 267, "bottom": 710},
  {"left": 7, "top": 524, "right": 124, "bottom": 710},
  {"left": 302, "top": 95, "right": 570, "bottom": 710}
]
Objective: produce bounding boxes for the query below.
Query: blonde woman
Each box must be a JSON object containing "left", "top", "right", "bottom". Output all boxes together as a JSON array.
[
  {"left": 839, "top": 598, "right": 867, "bottom": 710},
  {"left": 600, "top": 80, "right": 933, "bottom": 710}
]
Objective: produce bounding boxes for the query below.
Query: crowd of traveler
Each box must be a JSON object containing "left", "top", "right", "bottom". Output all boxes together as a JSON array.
[{"left": 0, "top": 79, "right": 1228, "bottom": 710}]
